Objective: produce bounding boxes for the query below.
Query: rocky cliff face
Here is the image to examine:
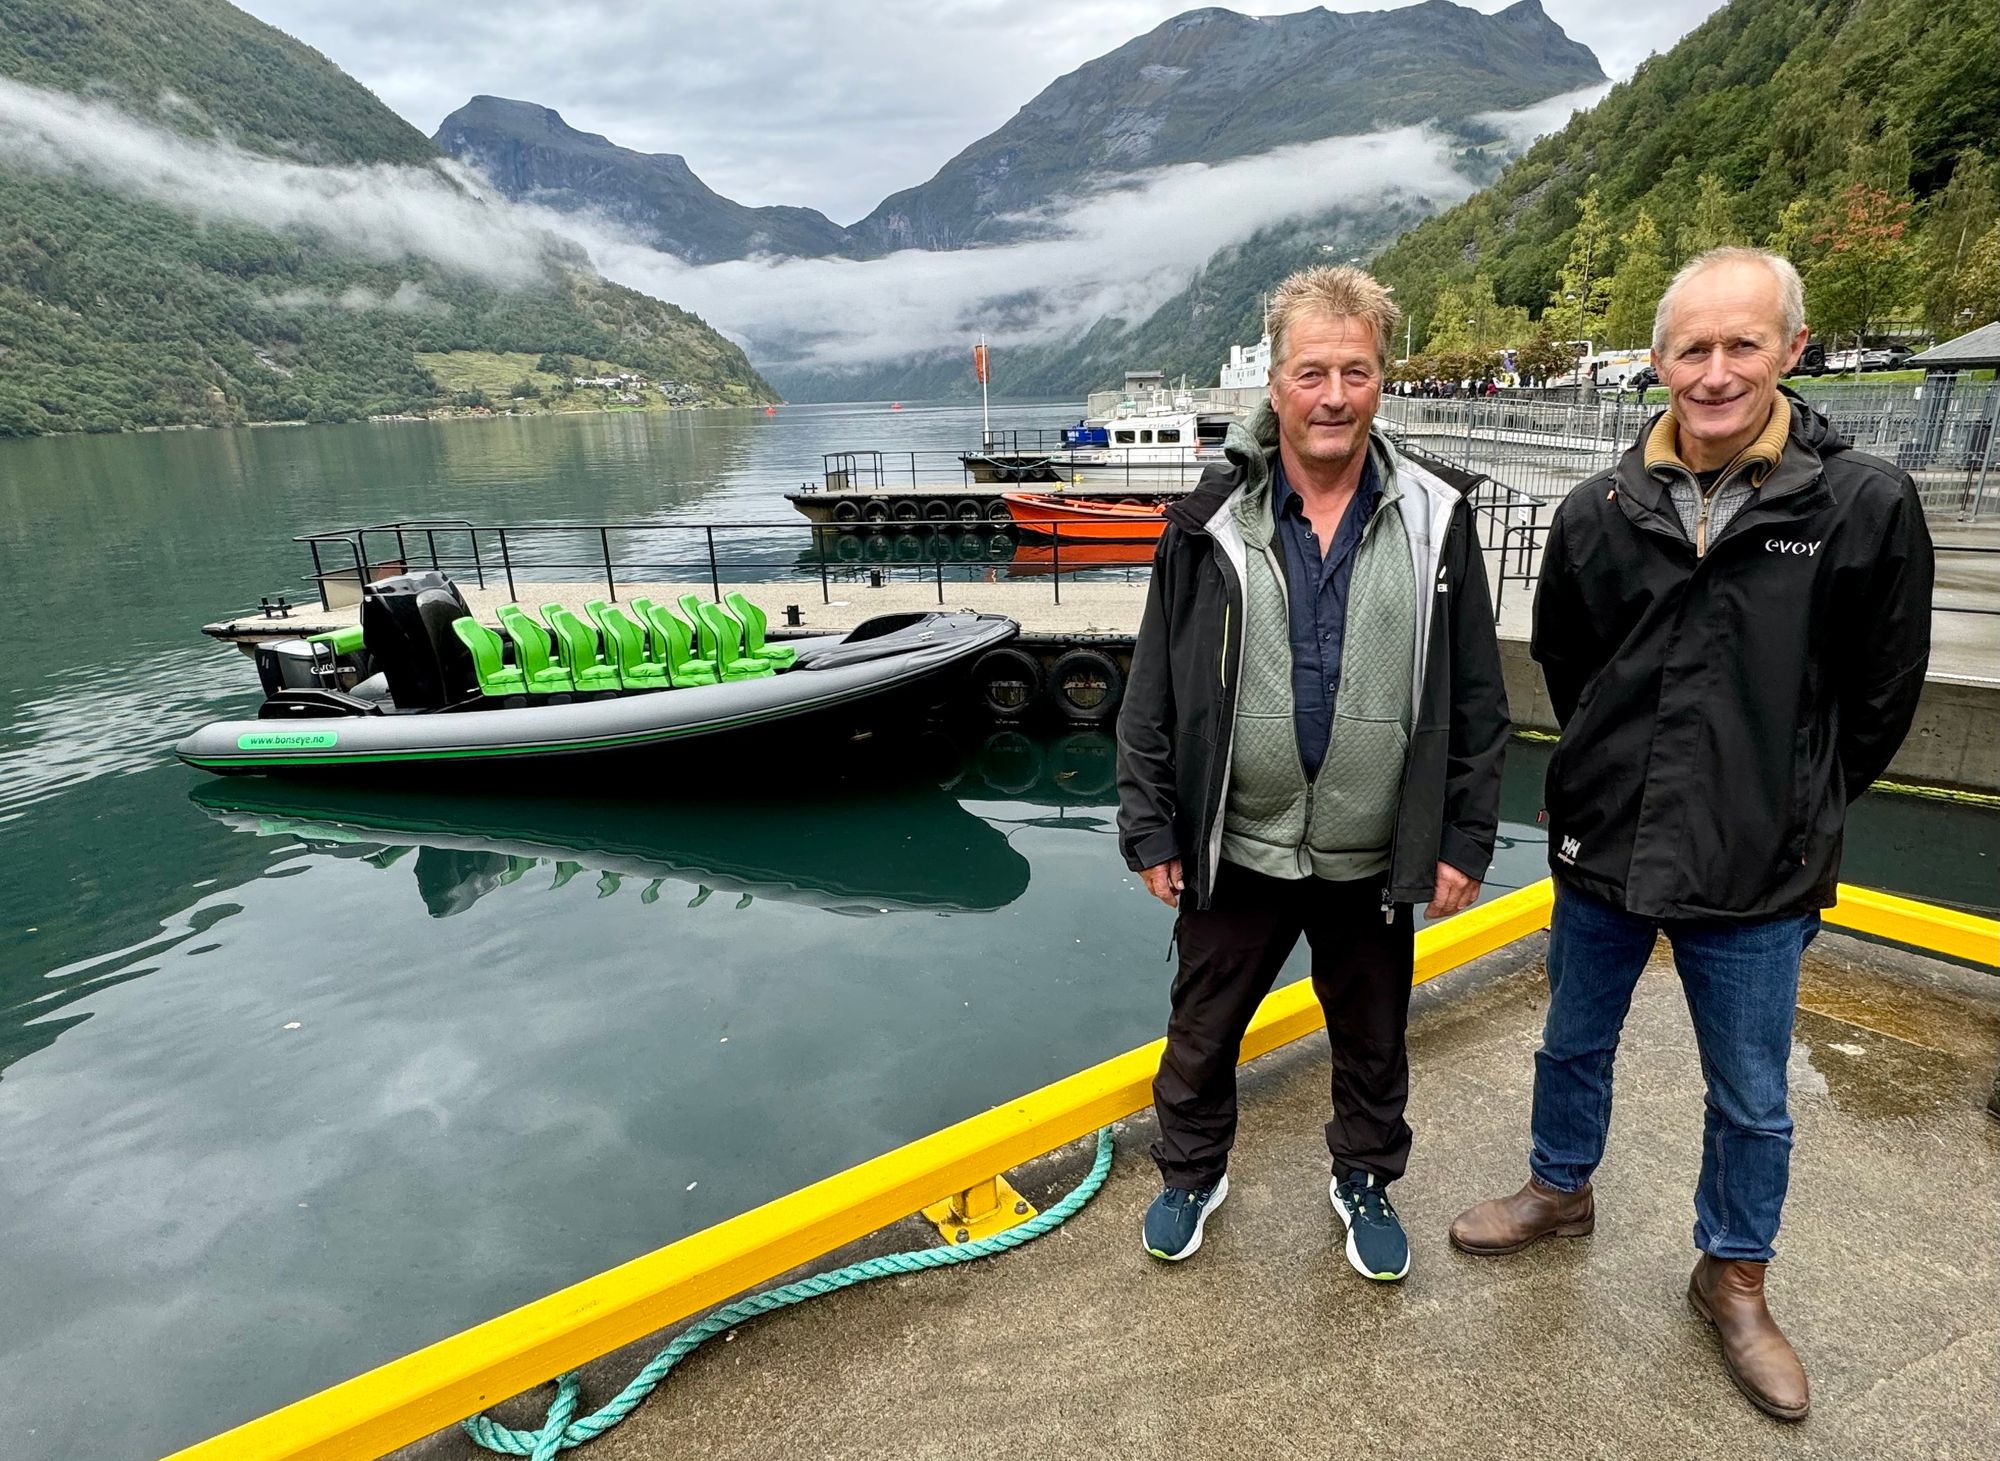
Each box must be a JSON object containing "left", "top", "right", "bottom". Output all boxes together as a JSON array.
[
  {"left": 436, "top": 2, "right": 1601, "bottom": 262},
  {"left": 434, "top": 96, "right": 855, "bottom": 262},
  {"left": 845, "top": 0, "right": 1603, "bottom": 252}
]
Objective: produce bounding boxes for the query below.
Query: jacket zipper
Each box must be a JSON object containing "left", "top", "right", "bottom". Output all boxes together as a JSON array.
[
  {"left": 1201, "top": 552, "right": 1247, "bottom": 905},
  {"left": 1379, "top": 501, "right": 1443, "bottom": 923}
]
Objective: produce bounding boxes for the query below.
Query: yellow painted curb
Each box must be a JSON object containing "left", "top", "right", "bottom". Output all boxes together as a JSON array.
[{"left": 1828, "top": 884, "right": 1999, "bottom": 967}]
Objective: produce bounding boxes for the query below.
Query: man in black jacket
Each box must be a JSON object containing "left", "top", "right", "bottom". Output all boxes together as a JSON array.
[
  {"left": 1449, "top": 248, "right": 1934, "bottom": 1422},
  {"left": 1116, "top": 265, "right": 1508, "bottom": 1281}
]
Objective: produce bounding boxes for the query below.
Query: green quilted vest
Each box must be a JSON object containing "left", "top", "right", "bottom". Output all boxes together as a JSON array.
[{"left": 1220, "top": 463, "right": 1417, "bottom": 881}]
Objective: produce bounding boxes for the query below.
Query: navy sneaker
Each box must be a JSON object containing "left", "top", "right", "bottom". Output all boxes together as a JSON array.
[
  {"left": 1143, "top": 1174, "right": 1229, "bottom": 1261},
  {"left": 1330, "top": 1169, "right": 1410, "bottom": 1281}
]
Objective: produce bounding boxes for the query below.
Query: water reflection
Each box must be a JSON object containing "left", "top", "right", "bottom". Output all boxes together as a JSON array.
[{"left": 191, "top": 774, "right": 1034, "bottom": 919}]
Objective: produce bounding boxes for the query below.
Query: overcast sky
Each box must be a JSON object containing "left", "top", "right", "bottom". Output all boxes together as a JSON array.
[{"left": 237, "top": 0, "right": 1728, "bottom": 224}]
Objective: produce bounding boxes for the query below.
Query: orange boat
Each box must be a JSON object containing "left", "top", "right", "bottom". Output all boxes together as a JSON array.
[
  {"left": 1003, "top": 541, "right": 1157, "bottom": 577},
  {"left": 1002, "top": 490, "right": 1168, "bottom": 543}
]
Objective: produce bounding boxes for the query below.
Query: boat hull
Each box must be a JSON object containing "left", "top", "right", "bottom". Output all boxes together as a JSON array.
[
  {"left": 176, "top": 612, "right": 1018, "bottom": 776},
  {"left": 1002, "top": 492, "right": 1168, "bottom": 543}
]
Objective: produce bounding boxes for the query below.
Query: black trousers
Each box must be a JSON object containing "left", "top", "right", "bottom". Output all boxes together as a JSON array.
[{"left": 1151, "top": 860, "right": 1417, "bottom": 1190}]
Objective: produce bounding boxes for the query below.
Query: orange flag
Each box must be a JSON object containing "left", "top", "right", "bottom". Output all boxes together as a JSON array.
[{"left": 972, "top": 342, "right": 989, "bottom": 384}]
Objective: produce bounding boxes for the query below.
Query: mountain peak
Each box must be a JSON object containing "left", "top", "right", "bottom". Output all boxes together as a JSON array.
[
  {"left": 848, "top": 2, "right": 1603, "bottom": 251},
  {"left": 434, "top": 96, "right": 852, "bottom": 263}
]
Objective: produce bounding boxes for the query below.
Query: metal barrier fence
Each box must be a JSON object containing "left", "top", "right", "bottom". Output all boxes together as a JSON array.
[
  {"left": 1381, "top": 376, "right": 2000, "bottom": 520},
  {"left": 296, "top": 517, "right": 1161, "bottom": 614},
  {"left": 816, "top": 446, "right": 1215, "bottom": 495}
]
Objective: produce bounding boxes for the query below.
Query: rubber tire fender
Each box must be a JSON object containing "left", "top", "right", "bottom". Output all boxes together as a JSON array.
[
  {"left": 832, "top": 500, "right": 861, "bottom": 522},
  {"left": 1048, "top": 647, "right": 1124, "bottom": 724},
  {"left": 969, "top": 646, "right": 1043, "bottom": 721}
]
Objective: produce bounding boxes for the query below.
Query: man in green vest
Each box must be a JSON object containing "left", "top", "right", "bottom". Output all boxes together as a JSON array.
[{"left": 1116, "top": 265, "right": 1509, "bottom": 1280}]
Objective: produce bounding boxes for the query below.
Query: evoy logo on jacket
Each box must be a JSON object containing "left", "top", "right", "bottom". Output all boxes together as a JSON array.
[{"left": 1765, "top": 538, "right": 1823, "bottom": 556}]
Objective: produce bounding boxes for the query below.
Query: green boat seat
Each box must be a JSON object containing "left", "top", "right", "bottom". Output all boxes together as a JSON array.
[
  {"left": 724, "top": 592, "right": 797, "bottom": 669},
  {"left": 590, "top": 601, "right": 670, "bottom": 691},
  {"left": 680, "top": 593, "right": 736, "bottom": 668},
  {"left": 639, "top": 600, "right": 720, "bottom": 687},
  {"left": 542, "top": 604, "right": 622, "bottom": 694},
  {"left": 497, "top": 603, "right": 573, "bottom": 694},
  {"left": 697, "top": 601, "right": 776, "bottom": 681},
  {"left": 676, "top": 593, "right": 714, "bottom": 652},
  {"left": 451, "top": 618, "right": 527, "bottom": 697},
  {"left": 308, "top": 623, "right": 366, "bottom": 655},
  {"left": 628, "top": 597, "right": 672, "bottom": 666}
]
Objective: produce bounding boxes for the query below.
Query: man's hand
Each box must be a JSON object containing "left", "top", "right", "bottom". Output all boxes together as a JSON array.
[
  {"left": 1140, "top": 857, "right": 1184, "bottom": 908},
  {"left": 1425, "top": 861, "right": 1479, "bottom": 920}
]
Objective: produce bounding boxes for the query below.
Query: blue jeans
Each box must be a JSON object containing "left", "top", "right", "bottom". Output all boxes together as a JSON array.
[{"left": 1530, "top": 885, "right": 1820, "bottom": 1262}]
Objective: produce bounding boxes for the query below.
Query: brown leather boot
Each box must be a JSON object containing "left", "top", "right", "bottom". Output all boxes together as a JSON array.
[
  {"left": 1687, "top": 1255, "right": 1810, "bottom": 1422},
  {"left": 1447, "top": 1177, "right": 1594, "bottom": 1255}
]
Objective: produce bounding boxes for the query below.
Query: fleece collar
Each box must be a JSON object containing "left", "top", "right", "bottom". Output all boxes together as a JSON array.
[
  {"left": 1643, "top": 396, "right": 1791, "bottom": 488},
  {"left": 1221, "top": 401, "right": 1400, "bottom": 542}
]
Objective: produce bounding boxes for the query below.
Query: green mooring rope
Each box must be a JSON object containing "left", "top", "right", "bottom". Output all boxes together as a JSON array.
[{"left": 462, "top": 1127, "right": 1117, "bottom": 1459}]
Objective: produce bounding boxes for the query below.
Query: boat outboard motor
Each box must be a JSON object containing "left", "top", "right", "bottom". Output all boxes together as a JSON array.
[{"left": 360, "top": 571, "right": 474, "bottom": 710}]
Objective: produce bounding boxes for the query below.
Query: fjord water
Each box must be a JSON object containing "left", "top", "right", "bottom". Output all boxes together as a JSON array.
[{"left": 0, "top": 406, "right": 1992, "bottom": 1460}]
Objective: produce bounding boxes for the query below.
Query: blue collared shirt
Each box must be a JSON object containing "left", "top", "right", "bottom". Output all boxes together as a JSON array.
[{"left": 1272, "top": 454, "right": 1382, "bottom": 779}]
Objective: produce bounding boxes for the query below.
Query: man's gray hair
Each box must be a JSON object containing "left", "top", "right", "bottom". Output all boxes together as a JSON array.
[
  {"left": 1653, "top": 246, "right": 1806, "bottom": 357},
  {"left": 1267, "top": 264, "right": 1400, "bottom": 370}
]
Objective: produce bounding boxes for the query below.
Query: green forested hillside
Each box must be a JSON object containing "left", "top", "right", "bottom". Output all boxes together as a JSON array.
[
  {"left": 0, "top": 0, "right": 777, "bottom": 435},
  {"left": 0, "top": 0, "right": 437, "bottom": 166},
  {"left": 1370, "top": 0, "right": 2000, "bottom": 354}
]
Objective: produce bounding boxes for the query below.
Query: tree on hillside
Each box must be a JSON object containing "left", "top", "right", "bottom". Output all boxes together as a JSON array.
[
  {"left": 1424, "top": 281, "right": 1478, "bottom": 354},
  {"left": 1543, "top": 190, "right": 1614, "bottom": 346},
  {"left": 1808, "top": 183, "right": 1918, "bottom": 358},
  {"left": 1604, "top": 211, "right": 1669, "bottom": 349},
  {"left": 1682, "top": 173, "right": 1743, "bottom": 256},
  {"left": 1514, "top": 329, "right": 1575, "bottom": 388},
  {"left": 1425, "top": 275, "right": 1528, "bottom": 354},
  {"left": 1957, "top": 224, "right": 2000, "bottom": 329},
  {"left": 1766, "top": 195, "right": 1820, "bottom": 265},
  {"left": 1921, "top": 150, "right": 1999, "bottom": 336}
]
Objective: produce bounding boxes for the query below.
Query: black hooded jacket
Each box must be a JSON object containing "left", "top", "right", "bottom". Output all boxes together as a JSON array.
[
  {"left": 1116, "top": 423, "right": 1509, "bottom": 912},
  {"left": 1534, "top": 394, "right": 1934, "bottom": 920}
]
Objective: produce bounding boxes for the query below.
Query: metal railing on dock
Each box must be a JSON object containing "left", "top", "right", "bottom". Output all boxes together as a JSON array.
[
  {"left": 296, "top": 517, "right": 1162, "bottom": 615},
  {"left": 1380, "top": 374, "right": 2000, "bottom": 520},
  {"left": 815, "top": 444, "right": 1215, "bottom": 494}
]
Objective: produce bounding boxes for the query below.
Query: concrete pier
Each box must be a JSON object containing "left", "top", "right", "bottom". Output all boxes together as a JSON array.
[{"left": 403, "top": 931, "right": 1998, "bottom": 1461}]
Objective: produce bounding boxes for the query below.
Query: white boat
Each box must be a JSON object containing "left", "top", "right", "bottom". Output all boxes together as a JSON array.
[
  {"left": 1060, "top": 371, "right": 1239, "bottom": 471},
  {"left": 1219, "top": 333, "right": 1270, "bottom": 390}
]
